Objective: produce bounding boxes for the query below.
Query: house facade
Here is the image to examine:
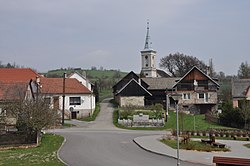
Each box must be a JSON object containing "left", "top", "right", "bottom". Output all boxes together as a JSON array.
[
  {"left": 170, "top": 66, "right": 220, "bottom": 114},
  {"left": 37, "top": 77, "right": 95, "bottom": 119},
  {"left": 113, "top": 71, "right": 151, "bottom": 107}
]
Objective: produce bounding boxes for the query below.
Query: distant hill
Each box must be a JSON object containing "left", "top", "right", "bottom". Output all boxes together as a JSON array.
[{"left": 45, "top": 68, "right": 128, "bottom": 82}]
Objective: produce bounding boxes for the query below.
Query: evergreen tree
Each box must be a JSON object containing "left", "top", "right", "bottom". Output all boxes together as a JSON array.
[{"left": 93, "top": 81, "right": 99, "bottom": 103}]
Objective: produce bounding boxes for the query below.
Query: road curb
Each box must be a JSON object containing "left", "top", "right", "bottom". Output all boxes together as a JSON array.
[
  {"left": 133, "top": 136, "right": 211, "bottom": 166},
  {"left": 57, "top": 137, "right": 69, "bottom": 166},
  {"left": 133, "top": 137, "right": 177, "bottom": 160}
]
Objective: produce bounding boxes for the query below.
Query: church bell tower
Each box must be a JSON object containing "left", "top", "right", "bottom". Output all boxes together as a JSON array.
[{"left": 140, "top": 21, "right": 157, "bottom": 78}]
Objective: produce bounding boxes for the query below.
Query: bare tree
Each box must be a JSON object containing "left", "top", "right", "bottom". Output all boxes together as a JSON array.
[
  {"left": 240, "top": 99, "right": 250, "bottom": 130},
  {"left": 5, "top": 97, "right": 58, "bottom": 144},
  {"left": 159, "top": 52, "right": 207, "bottom": 77}
]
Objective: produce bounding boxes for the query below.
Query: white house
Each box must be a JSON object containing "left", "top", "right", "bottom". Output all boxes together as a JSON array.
[
  {"left": 68, "top": 72, "right": 93, "bottom": 92},
  {"left": 38, "top": 77, "right": 95, "bottom": 119}
]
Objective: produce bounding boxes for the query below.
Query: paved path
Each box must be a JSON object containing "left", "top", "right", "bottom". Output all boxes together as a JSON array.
[
  {"left": 134, "top": 135, "right": 250, "bottom": 165},
  {"left": 89, "top": 98, "right": 117, "bottom": 130}
]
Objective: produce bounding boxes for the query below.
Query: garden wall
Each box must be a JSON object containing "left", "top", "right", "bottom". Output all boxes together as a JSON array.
[{"left": 0, "top": 131, "right": 36, "bottom": 146}]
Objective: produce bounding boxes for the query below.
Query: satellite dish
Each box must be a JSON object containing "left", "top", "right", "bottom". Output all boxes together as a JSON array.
[{"left": 69, "top": 107, "right": 74, "bottom": 112}]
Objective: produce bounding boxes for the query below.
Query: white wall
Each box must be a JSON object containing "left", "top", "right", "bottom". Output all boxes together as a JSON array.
[
  {"left": 47, "top": 93, "right": 95, "bottom": 119},
  {"left": 69, "top": 73, "right": 92, "bottom": 91}
]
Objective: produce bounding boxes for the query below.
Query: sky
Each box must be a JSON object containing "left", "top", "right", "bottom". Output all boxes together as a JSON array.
[{"left": 0, "top": 0, "right": 250, "bottom": 75}]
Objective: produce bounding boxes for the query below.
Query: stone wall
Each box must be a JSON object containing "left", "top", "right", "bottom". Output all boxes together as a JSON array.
[{"left": 120, "top": 96, "right": 144, "bottom": 107}]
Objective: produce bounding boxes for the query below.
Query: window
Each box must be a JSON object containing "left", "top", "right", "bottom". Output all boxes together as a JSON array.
[
  {"left": 69, "top": 97, "right": 81, "bottom": 105},
  {"left": 183, "top": 93, "right": 191, "bottom": 100},
  {"left": 198, "top": 93, "right": 209, "bottom": 102},
  {"left": 198, "top": 93, "right": 205, "bottom": 99},
  {"left": 44, "top": 97, "right": 51, "bottom": 104},
  {"left": 0, "top": 108, "right": 6, "bottom": 116}
]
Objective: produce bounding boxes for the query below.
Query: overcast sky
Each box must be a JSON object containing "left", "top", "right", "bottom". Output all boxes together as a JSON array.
[{"left": 0, "top": 0, "right": 249, "bottom": 75}]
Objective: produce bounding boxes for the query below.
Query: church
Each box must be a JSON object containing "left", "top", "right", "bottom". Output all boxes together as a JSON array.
[
  {"left": 113, "top": 22, "right": 173, "bottom": 107},
  {"left": 113, "top": 22, "right": 219, "bottom": 114}
]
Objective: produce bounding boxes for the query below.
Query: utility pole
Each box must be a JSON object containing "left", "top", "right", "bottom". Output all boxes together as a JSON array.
[{"left": 62, "top": 72, "right": 66, "bottom": 126}]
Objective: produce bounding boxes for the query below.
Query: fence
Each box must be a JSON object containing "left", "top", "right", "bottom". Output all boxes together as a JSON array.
[{"left": 0, "top": 131, "right": 36, "bottom": 146}]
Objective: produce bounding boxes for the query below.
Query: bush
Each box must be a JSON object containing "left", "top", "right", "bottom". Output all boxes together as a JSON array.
[{"left": 219, "top": 101, "right": 245, "bottom": 128}]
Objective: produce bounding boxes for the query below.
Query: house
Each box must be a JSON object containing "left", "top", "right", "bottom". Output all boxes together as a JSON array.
[
  {"left": 113, "top": 71, "right": 151, "bottom": 107},
  {"left": 37, "top": 77, "right": 95, "bottom": 119},
  {"left": 232, "top": 79, "right": 250, "bottom": 108},
  {"left": 68, "top": 71, "right": 93, "bottom": 91},
  {"left": 0, "top": 68, "right": 40, "bottom": 130},
  {"left": 170, "top": 66, "right": 220, "bottom": 114}
]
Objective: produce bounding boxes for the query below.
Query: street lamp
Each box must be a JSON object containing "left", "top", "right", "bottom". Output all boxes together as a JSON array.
[
  {"left": 170, "top": 93, "right": 182, "bottom": 166},
  {"left": 62, "top": 72, "right": 66, "bottom": 126}
]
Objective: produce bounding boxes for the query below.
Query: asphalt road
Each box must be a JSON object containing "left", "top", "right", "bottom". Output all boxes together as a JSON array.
[{"left": 53, "top": 99, "right": 205, "bottom": 166}]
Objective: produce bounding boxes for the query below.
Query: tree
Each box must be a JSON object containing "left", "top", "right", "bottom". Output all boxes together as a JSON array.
[
  {"left": 239, "top": 99, "right": 250, "bottom": 130},
  {"left": 93, "top": 81, "right": 99, "bottom": 103},
  {"left": 159, "top": 52, "right": 207, "bottom": 77},
  {"left": 238, "top": 61, "right": 250, "bottom": 78},
  {"left": 5, "top": 98, "right": 58, "bottom": 145}
]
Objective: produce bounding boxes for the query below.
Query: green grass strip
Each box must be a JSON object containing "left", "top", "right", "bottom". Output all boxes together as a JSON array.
[{"left": 0, "top": 134, "right": 65, "bottom": 166}]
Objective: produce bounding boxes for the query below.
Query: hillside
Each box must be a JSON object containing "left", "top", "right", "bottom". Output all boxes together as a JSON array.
[{"left": 46, "top": 68, "right": 128, "bottom": 80}]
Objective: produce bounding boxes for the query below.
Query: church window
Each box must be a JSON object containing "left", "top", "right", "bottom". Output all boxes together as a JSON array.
[
  {"left": 145, "top": 56, "right": 148, "bottom": 59},
  {"left": 146, "top": 64, "right": 148, "bottom": 67}
]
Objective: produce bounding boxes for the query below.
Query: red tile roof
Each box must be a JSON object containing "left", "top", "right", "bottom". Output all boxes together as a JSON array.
[
  {"left": 0, "top": 68, "right": 39, "bottom": 101},
  {"left": 0, "top": 68, "right": 39, "bottom": 83},
  {"left": 40, "top": 78, "right": 91, "bottom": 94},
  {"left": 0, "top": 82, "right": 28, "bottom": 100}
]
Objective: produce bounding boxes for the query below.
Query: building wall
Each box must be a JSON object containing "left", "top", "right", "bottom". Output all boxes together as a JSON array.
[
  {"left": 46, "top": 93, "right": 95, "bottom": 119},
  {"left": 233, "top": 99, "right": 239, "bottom": 108},
  {"left": 177, "top": 91, "right": 217, "bottom": 105},
  {"left": 141, "top": 51, "right": 157, "bottom": 78},
  {"left": 120, "top": 96, "right": 144, "bottom": 107}
]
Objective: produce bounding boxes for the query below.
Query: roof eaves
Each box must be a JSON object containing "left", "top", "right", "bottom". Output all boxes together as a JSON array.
[
  {"left": 172, "top": 66, "right": 220, "bottom": 88},
  {"left": 116, "top": 78, "right": 152, "bottom": 96}
]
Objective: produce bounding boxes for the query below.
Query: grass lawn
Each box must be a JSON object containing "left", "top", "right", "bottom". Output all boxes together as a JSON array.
[
  {"left": 99, "top": 89, "right": 113, "bottom": 101},
  {"left": 244, "top": 144, "right": 250, "bottom": 148},
  {"left": 165, "top": 111, "right": 228, "bottom": 131},
  {"left": 80, "top": 103, "right": 100, "bottom": 122},
  {"left": 160, "top": 139, "right": 230, "bottom": 152},
  {"left": 0, "top": 134, "right": 65, "bottom": 166},
  {"left": 63, "top": 123, "right": 76, "bottom": 127}
]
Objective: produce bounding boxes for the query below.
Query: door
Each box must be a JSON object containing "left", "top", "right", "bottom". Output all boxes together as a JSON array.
[
  {"left": 71, "top": 111, "right": 77, "bottom": 119},
  {"left": 53, "top": 96, "right": 59, "bottom": 110}
]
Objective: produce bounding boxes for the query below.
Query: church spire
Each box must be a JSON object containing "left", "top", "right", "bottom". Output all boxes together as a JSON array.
[{"left": 144, "top": 21, "right": 151, "bottom": 50}]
